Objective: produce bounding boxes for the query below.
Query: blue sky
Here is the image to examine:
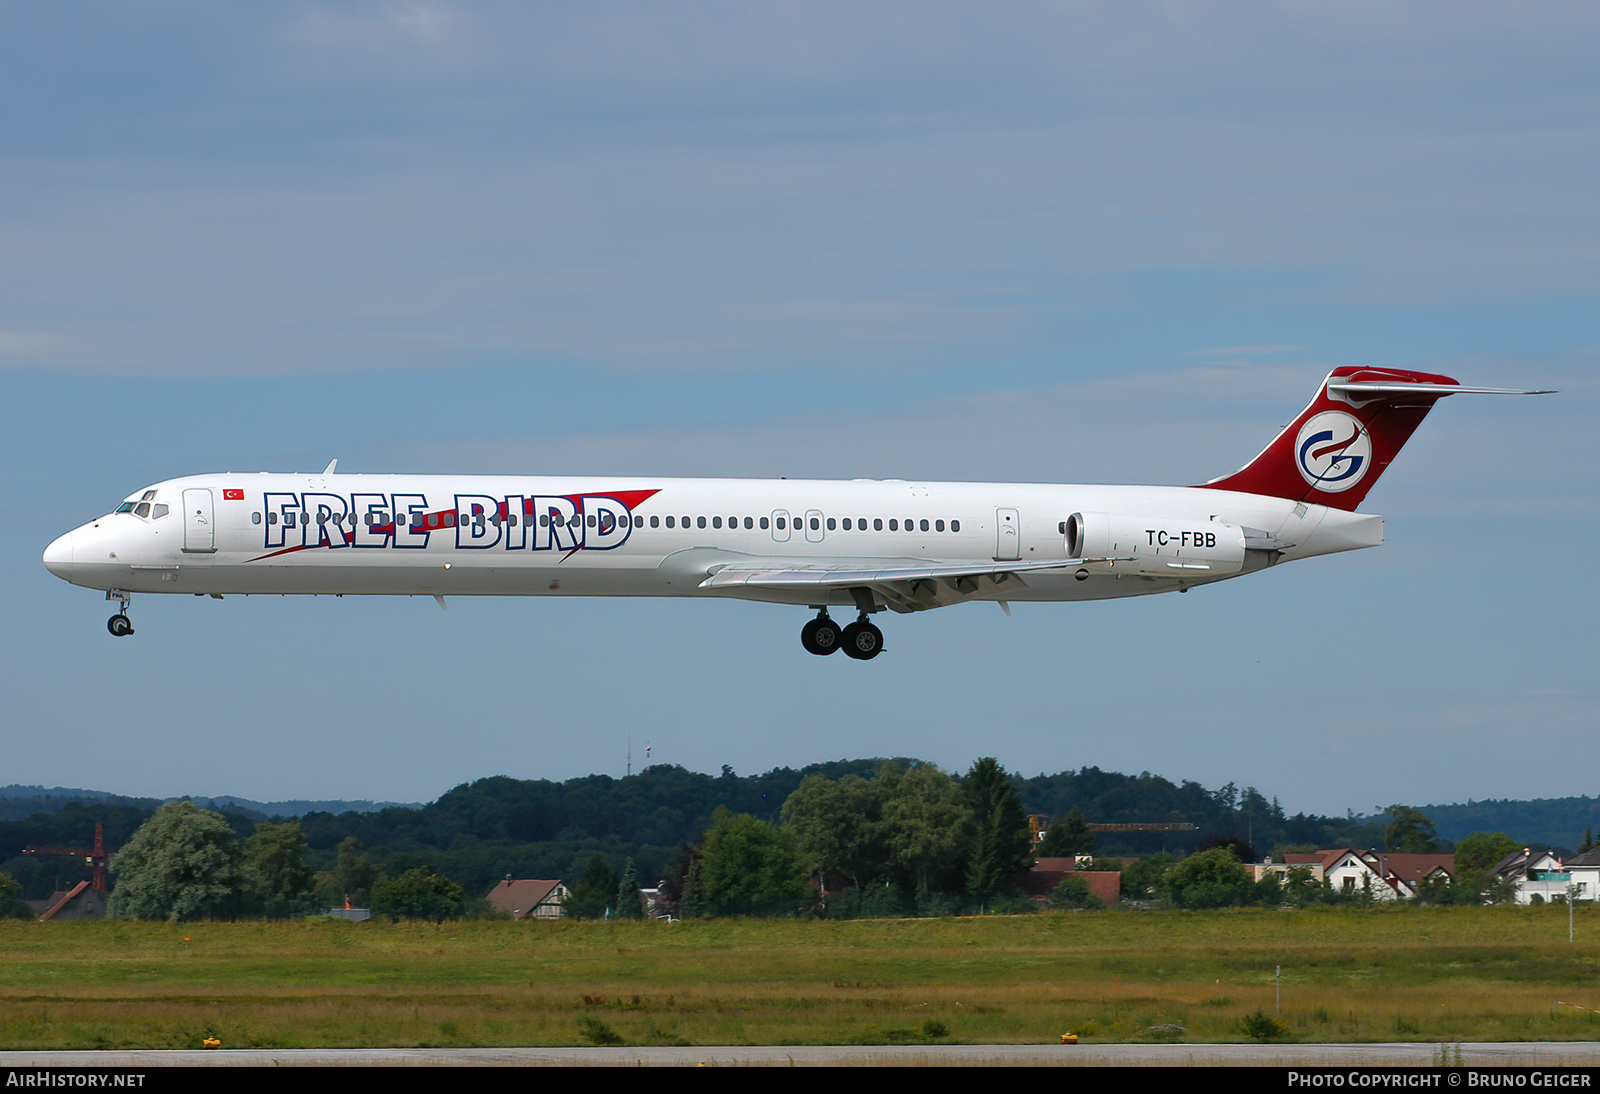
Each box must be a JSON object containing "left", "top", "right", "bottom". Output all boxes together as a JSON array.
[{"left": 6, "top": 3, "right": 1594, "bottom": 821}]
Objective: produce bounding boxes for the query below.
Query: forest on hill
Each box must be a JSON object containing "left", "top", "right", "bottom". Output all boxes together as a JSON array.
[{"left": 3, "top": 760, "right": 1595, "bottom": 911}]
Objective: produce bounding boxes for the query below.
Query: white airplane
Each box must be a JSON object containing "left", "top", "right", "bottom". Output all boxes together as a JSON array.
[{"left": 44, "top": 367, "right": 1547, "bottom": 659}]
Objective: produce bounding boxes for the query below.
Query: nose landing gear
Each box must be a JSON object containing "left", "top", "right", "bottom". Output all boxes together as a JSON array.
[{"left": 106, "top": 590, "right": 134, "bottom": 637}]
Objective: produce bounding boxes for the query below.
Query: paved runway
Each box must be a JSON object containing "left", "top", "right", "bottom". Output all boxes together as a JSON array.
[{"left": 4, "top": 1042, "right": 1600, "bottom": 1066}]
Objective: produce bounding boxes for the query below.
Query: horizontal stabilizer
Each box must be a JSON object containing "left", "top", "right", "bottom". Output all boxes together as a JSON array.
[{"left": 1329, "top": 381, "right": 1555, "bottom": 399}]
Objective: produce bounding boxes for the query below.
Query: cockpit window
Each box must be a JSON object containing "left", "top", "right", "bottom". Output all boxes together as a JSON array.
[{"left": 116, "top": 492, "right": 168, "bottom": 520}]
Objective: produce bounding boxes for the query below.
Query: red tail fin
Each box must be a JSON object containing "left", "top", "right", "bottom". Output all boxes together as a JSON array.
[{"left": 1197, "top": 367, "right": 1464, "bottom": 511}]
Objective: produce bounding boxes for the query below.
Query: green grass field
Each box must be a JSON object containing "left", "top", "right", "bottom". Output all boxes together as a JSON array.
[{"left": 4, "top": 905, "right": 1599, "bottom": 1050}]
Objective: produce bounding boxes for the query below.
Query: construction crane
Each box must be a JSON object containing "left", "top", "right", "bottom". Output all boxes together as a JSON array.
[
  {"left": 23, "top": 822, "right": 110, "bottom": 892},
  {"left": 1028, "top": 814, "right": 1197, "bottom": 848}
]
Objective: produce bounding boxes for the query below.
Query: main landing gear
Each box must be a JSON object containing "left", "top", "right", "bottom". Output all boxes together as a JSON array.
[
  {"left": 800, "top": 609, "right": 884, "bottom": 661},
  {"left": 106, "top": 590, "right": 134, "bottom": 638}
]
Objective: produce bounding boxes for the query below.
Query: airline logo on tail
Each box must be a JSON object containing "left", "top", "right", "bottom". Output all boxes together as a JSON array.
[{"left": 1294, "top": 411, "right": 1370, "bottom": 492}]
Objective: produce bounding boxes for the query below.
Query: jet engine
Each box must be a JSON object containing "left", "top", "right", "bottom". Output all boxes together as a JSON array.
[{"left": 1065, "top": 511, "right": 1248, "bottom": 577}]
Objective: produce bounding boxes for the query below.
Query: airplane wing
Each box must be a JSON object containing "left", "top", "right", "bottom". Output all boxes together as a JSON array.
[{"left": 699, "top": 556, "right": 1107, "bottom": 613}]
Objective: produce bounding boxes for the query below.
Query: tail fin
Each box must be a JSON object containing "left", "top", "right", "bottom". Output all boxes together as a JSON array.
[{"left": 1198, "top": 366, "right": 1548, "bottom": 511}]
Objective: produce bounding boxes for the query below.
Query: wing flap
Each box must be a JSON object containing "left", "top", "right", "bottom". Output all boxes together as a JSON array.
[{"left": 699, "top": 557, "right": 1106, "bottom": 613}]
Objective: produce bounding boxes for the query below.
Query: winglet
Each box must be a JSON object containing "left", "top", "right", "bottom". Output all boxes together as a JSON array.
[{"left": 322, "top": 459, "right": 338, "bottom": 476}]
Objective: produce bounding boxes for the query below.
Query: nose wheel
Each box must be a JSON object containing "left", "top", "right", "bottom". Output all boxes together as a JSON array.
[{"left": 106, "top": 590, "right": 134, "bottom": 637}]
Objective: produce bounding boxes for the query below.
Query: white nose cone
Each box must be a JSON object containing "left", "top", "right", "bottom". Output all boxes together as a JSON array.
[{"left": 43, "top": 531, "right": 75, "bottom": 581}]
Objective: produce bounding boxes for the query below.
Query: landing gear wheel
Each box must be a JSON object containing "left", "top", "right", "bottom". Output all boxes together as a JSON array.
[
  {"left": 107, "top": 613, "right": 134, "bottom": 638},
  {"left": 800, "top": 615, "right": 842, "bottom": 656},
  {"left": 841, "top": 620, "right": 884, "bottom": 660}
]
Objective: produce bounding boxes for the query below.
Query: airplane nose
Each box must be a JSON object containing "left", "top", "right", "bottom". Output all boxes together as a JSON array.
[{"left": 43, "top": 531, "right": 75, "bottom": 581}]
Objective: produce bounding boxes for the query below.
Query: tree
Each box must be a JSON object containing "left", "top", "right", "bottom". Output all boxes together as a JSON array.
[
  {"left": 1196, "top": 832, "right": 1259, "bottom": 864},
  {"left": 371, "top": 867, "right": 465, "bottom": 922},
  {"left": 1123, "top": 852, "right": 1174, "bottom": 901},
  {"left": 564, "top": 852, "right": 621, "bottom": 919},
  {"left": 782, "top": 772, "right": 890, "bottom": 893},
  {"left": 246, "top": 820, "right": 313, "bottom": 915},
  {"left": 1048, "top": 874, "right": 1104, "bottom": 911},
  {"left": 697, "top": 808, "right": 810, "bottom": 916},
  {"left": 1164, "top": 847, "right": 1256, "bottom": 909},
  {"left": 0, "top": 873, "right": 32, "bottom": 920},
  {"left": 678, "top": 853, "right": 706, "bottom": 919},
  {"left": 1384, "top": 805, "right": 1439, "bottom": 853},
  {"left": 1452, "top": 832, "right": 1519, "bottom": 879},
  {"left": 111, "top": 801, "right": 245, "bottom": 922},
  {"left": 883, "top": 764, "right": 969, "bottom": 897},
  {"left": 1037, "top": 808, "right": 1095, "bottom": 858},
  {"left": 614, "top": 859, "right": 645, "bottom": 919},
  {"left": 335, "top": 837, "right": 377, "bottom": 907},
  {"left": 961, "top": 758, "right": 1033, "bottom": 901}
]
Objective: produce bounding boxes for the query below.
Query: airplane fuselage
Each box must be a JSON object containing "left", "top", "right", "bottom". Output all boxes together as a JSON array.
[{"left": 44, "top": 471, "right": 1381, "bottom": 606}]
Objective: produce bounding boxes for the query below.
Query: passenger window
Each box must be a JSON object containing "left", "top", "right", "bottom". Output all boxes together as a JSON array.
[
  {"left": 874, "top": 519, "right": 883, "bottom": 531},
  {"left": 920, "top": 519, "right": 929, "bottom": 532},
  {"left": 666, "top": 516, "right": 675, "bottom": 528},
  {"left": 759, "top": 517, "right": 768, "bottom": 529},
  {"left": 713, "top": 516, "right": 722, "bottom": 529},
  {"left": 951, "top": 519, "right": 961, "bottom": 532},
  {"left": 826, "top": 517, "right": 836, "bottom": 531},
  {"left": 252, "top": 512, "right": 262, "bottom": 525},
  {"left": 697, "top": 516, "right": 707, "bottom": 529}
]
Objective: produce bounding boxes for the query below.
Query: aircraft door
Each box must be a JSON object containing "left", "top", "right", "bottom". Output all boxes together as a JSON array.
[
  {"left": 804, "top": 509, "right": 825, "bottom": 543},
  {"left": 995, "top": 507, "right": 1020, "bottom": 560},
  {"left": 771, "top": 509, "right": 791, "bottom": 542},
  {"left": 182, "top": 488, "right": 216, "bottom": 553}
]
